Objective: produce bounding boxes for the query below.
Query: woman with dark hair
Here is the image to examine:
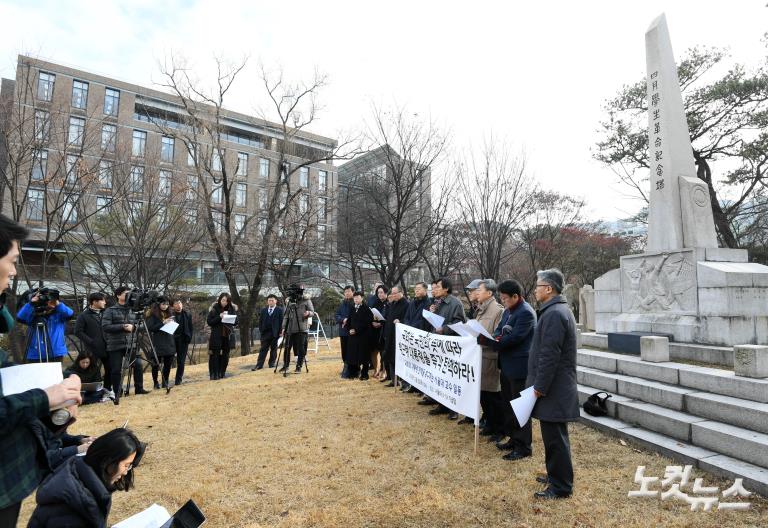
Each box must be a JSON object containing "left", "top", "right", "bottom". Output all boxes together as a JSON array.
[
  {"left": 207, "top": 292, "right": 238, "bottom": 380},
  {"left": 369, "top": 285, "right": 388, "bottom": 380},
  {"left": 146, "top": 296, "right": 177, "bottom": 390},
  {"left": 64, "top": 350, "right": 105, "bottom": 404},
  {"left": 28, "top": 428, "right": 144, "bottom": 527}
]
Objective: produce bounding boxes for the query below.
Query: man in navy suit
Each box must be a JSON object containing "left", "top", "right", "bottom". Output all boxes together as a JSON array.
[
  {"left": 253, "top": 294, "right": 283, "bottom": 370},
  {"left": 484, "top": 279, "right": 537, "bottom": 460}
]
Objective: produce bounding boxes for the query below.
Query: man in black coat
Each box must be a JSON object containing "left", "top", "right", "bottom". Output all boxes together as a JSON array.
[
  {"left": 382, "top": 286, "right": 408, "bottom": 386},
  {"left": 486, "top": 279, "right": 537, "bottom": 460},
  {"left": 527, "top": 268, "right": 579, "bottom": 500},
  {"left": 74, "top": 292, "right": 109, "bottom": 394},
  {"left": 172, "top": 299, "right": 194, "bottom": 385},
  {"left": 253, "top": 294, "right": 283, "bottom": 370},
  {"left": 347, "top": 291, "right": 374, "bottom": 380},
  {"left": 334, "top": 286, "right": 354, "bottom": 378}
]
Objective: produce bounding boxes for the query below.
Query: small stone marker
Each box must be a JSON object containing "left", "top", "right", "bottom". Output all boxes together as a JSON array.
[
  {"left": 733, "top": 345, "right": 768, "bottom": 378},
  {"left": 576, "top": 329, "right": 583, "bottom": 349},
  {"left": 640, "top": 336, "right": 669, "bottom": 363}
]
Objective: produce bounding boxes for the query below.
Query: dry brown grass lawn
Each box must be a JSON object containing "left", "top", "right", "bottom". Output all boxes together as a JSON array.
[{"left": 20, "top": 339, "right": 767, "bottom": 527}]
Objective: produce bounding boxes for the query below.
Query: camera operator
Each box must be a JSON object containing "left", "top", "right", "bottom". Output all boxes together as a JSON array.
[
  {"left": 102, "top": 287, "right": 148, "bottom": 404},
  {"left": 279, "top": 285, "right": 315, "bottom": 373},
  {"left": 17, "top": 288, "right": 73, "bottom": 363},
  {"left": 0, "top": 214, "right": 83, "bottom": 526},
  {"left": 75, "top": 292, "right": 111, "bottom": 398}
]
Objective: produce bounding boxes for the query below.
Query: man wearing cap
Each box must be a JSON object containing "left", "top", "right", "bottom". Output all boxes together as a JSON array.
[
  {"left": 464, "top": 278, "right": 482, "bottom": 319},
  {"left": 527, "top": 268, "right": 578, "bottom": 500}
]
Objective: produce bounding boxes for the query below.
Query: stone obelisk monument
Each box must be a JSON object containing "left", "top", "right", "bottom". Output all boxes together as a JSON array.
[
  {"left": 590, "top": 13, "right": 768, "bottom": 347},
  {"left": 645, "top": 13, "right": 718, "bottom": 251}
]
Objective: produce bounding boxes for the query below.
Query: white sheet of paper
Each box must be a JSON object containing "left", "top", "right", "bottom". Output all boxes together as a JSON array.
[
  {"left": 277, "top": 336, "right": 283, "bottom": 349},
  {"left": 370, "top": 308, "right": 385, "bottom": 321},
  {"left": 447, "top": 323, "right": 473, "bottom": 337},
  {"left": 222, "top": 314, "right": 237, "bottom": 324},
  {"left": 510, "top": 386, "right": 537, "bottom": 427},
  {"left": 0, "top": 363, "right": 63, "bottom": 396},
  {"left": 466, "top": 319, "right": 494, "bottom": 340},
  {"left": 111, "top": 503, "right": 171, "bottom": 528},
  {"left": 422, "top": 309, "right": 445, "bottom": 330},
  {"left": 160, "top": 321, "right": 179, "bottom": 335}
]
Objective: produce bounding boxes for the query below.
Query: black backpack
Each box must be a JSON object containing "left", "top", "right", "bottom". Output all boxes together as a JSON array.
[{"left": 583, "top": 391, "right": 612, "bottom": 417}]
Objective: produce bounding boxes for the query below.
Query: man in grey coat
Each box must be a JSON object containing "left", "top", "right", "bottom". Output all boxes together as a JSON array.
[{"left": 527, "top": 268, "right": 579, "bottom": 500}]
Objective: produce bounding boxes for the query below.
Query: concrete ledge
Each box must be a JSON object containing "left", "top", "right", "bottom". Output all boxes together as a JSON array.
[
  {"left": 698, "top": 454, "right": 768, "bottom": 498},
  {"left": 678, "top": 366, "right": 768, "bottom": 403},
  {"left": 577, "top": 350, "right": 618, "bottom": 372},
  {"left": 576, "top": 384, "right": 632, "bottom": 418},
  {"left": 581, "top": 332, "right": 608, "bottom": 349},
  {"left": 685, "top": 392, "right": 768, "bottom": 435},
  {"left": 616, "top": 356, "right": 679, "bottom": 384},
  {"left": 618, "top": 376, "right": 695, "bottom": 411},
  {"left": 617, "top": 400, "right": 705, "bottom": 442},
  {"left": 692, "top": 421, "right": 768, "bottom": 468},
  {"left": 576, "top": 367, "right": 619, "bottom": 393}
]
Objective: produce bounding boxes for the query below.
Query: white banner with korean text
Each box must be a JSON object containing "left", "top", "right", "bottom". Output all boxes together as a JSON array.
[{"left": 395, "top": 323, "right": 482, "bottom": 419}]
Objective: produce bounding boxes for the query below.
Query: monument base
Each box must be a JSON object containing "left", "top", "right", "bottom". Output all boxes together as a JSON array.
[{"left": 593, "top": 247, "right": 768, "bottom": 347}]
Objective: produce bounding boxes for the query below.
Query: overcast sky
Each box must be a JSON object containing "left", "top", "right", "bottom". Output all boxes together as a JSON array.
[{"left": 1, "top": 0, "right": 766, "bottom": 221}]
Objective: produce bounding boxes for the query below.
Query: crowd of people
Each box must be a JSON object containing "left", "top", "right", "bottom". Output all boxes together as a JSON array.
[{"left": 333, "top": 274, "right": 579, "bottom": 500}]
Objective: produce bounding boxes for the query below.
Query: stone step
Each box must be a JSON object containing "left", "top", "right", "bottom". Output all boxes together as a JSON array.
[
  {"left": 577, "top": 349, "right": 768, "bottom": 403},
  {"left": 581, "top": 332, "right": 734, "bottom": 367},
  {"left": 686, "top": 392, "right": 768, "bottom": 435},
  {"left": 692, "top": 421, "right": 768, "bottom": 469},
  {"left": 578, "top": 410, "right": 768, "bottom": 497}
]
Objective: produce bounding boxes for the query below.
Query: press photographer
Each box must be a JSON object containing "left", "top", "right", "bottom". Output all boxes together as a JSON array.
[
  {"left": 278, "top": 284, "right": 315, "bottom": 373},
  {"left": 16, "top": 286, "right": 73, "bottom": 363}
]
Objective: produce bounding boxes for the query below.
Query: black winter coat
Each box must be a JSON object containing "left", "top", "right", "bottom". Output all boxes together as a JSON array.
[
  {"left": 173, "top": 309, "right": 194, "bottom": 345},
  {"left": 383, "top": 298, "right": 408, "bottom": 353},
  {"left": 347, "top": 304, "right": 373, "bottom": 365},
  {"left": 27, "top": 456, "right": 112, "bottom": 528},
  {"left": 207, "top": 303, "right": 238, "bottom": 350},
  {"left": 369, "top": 298, "right": 387, "bottom": 350},
  {"left": 101, "top": 304, "right": 138, "bottom": 353},
  {"left": 146, "top": 314, "right": 176, "bottom": 358},
  {"left": 526, "top": 295, "right": 579, "bottom": 422},
  {"left": 74, "top": 308, "right": 107, "bottom": 359}
]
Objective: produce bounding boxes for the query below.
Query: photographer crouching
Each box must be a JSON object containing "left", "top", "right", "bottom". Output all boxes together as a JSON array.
[
  {"left": 279, "top": 284, "right": 315, "bottom": 374},
  {"left": 16, "top": 286, "right": 73, "bottom": 363}
]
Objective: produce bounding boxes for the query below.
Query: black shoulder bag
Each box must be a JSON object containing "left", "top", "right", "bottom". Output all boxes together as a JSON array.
[{"left": 583, "top": 391, "right": 612, "bottom": 417}]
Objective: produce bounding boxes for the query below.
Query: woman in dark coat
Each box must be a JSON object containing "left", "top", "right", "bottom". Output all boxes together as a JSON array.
[
  {"left": 369, "top": 285, "right": 388, "bottom": 380},
  {"left": 146, "top": 297, "right": 177, "bottom": 390},
  {"left": 347, "top": 291, "right": 374, "bottom": 380},
  {"left": 207, "top": 292, "right": 238, "bottom": 380},
  {"left": 64, "top": 350, "right": 105, "bottom": 404},
  {"left": 28, "top": 428, "right": 144, "bottom": 528}
]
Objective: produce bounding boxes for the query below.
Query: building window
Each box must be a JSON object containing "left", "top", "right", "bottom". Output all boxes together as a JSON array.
[
  {"left": 31, "top": 150, "right": 47, "bottom": 181},
  {"left": 259, "top": 189, "right": 267, "bottom": 209},
  {"left": 99, "top": 161, "right": 113, "bottom": 189},
  {"left": 259, "top": 158, "right": 269, "bottom": 178},
  {"left": 71, "top": 80, "right": 88, "bottom": 109},
  {"left": 318, "top": 170, "right": 327, "bottom": 193},
  {"left": 258, "top": 217, "right": 266, "bottom": 236},
  {"left": 37, "top": 72, "right": 55, "bottom": 102},
  {"left": 101, "top": 124, "right": 116, "bottom": 152},
  {"left": 236, "top": 182, "right": 247, "bottom": 207},
  {"left": 186, "top": 143, "right": 196, "bottom": 166},
  {"left": 212, "top": 149, "right": 223, "bottom": 171},
  {"left": 27, "top": 189, "right": 44, "bottom": 220},
  {"left": 161, "top": 136, "right": 174, "bottom": 162},
  {"left": 318, "top": 197, "right": 327, "bottom": 222},
  {"left": 68, "top": 116, "right": 85, "bottom": 146},
  {"left": 96, "top": 196, "right": 111, "bottom": 214},
  {"left": 104, "top": 88, "right": 120, "bottom": 116},
  {"left": 299, "top": 166, "right": 309, "bottom": 188},
  {"left": 318, "top": 224, "right": 326, "bottom": 245},
  {"left": 129, "top": 200, "right": 142, "bottom": 218},
  {"left": 185, "top": 208, "right": 197, "bottom": 224},
  {"left": 237, "top": 152, "right": 248, "bottom": 176},
  {"left": 130, "top": 165, "right": 144, "bottom": 193},
  {"left": 66, "top": 155, "right": 80, "bottom": 184},
  {"left": 132, "top": 130, "right": 147, "bottom": 157},
  {"left": 299, "top": 194, "right": 308, "bottom": 214},
  {"left": 235, "top": 214, "right": 246, "bottom": 234},
  {"left": 213, "top": 211, "right": 224, "bottom": 233},
  {"left": 159, "top": 170, "right": 172, "bottom": 197},
  {"left": 186, "top": 174, "right": 198, "bottom": 201},
  {"left": 62, "top": 196, "right": 78, "bottom": 224},
  {"left": 211, "top": 183, "right": 222, "bottom": 204},
  {"left": 34, "top": 110, "right": 49, "bottom": 141},
  {"left": 157, "top": 205, "right": 168, "bottom": 227}
]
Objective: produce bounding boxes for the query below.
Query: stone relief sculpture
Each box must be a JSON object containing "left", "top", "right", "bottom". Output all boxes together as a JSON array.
[{"left": 624, "top": 252, "right": 696, "bottom": 312}]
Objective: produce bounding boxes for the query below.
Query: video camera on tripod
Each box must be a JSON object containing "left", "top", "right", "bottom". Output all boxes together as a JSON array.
[
  {"left": 125, "top": 288, "right": 159, "bottom": 313},
  {"left": 285, "top": 284, "right": 304, "bottom": 304},
  {"left": 20, "top": 284, "right": 60, "bottom": 316}
]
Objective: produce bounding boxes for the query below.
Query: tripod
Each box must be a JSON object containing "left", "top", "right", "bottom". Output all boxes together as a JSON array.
[
  {"left": 23, "top": 314, "right": 52, "bottom": 362},
  {"left": 120, "top": 317, "right": 167, "bottom": 396},
  {"left": 273, "top": 300, "right": 309, "bottom": 377}
]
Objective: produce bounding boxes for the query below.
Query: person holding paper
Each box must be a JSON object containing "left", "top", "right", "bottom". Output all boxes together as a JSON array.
[
  {"left": 75, "top": 292, "right": 111, "bottom": 398},
  {"left": 146, "top": 297, "right": 177, "bottom": 390},
  {"left": 472, "top": 280, "right": 504, "bottom": 441},
  {"left": 172, "top": 299, "right": 194, "bottom": 385},
  {"left": 369, "top": 285, "right": 388, "bottom": 381},
  {"left": 0, "top": 213, "right": 85, "bottom": 527},
  {"left": 334, "top": 286, "right": 354, "bottom": 378},
  {"left": 485, "top": 279, "right": 536, "bottom": 460},
  {"left": 382, "top": 286, "right": 408, "bottom": 386},
  {"left": 63, "top": 351, "right": 105, "bottom": 404},
  {"left": 527, "top": 269, "right": 579, "bottom": 500},
  {"left": 253, "top": 294, "right": 283, "bottom": 371},
  {"left": 28, "top": 428, "right": 145, "bottom": 527},
  {"left": 207, "top": 293, "right": 238, "bottom": 380},
  {"left": 347, "top": 291, "right": 374, "bottom": 380}
]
